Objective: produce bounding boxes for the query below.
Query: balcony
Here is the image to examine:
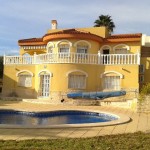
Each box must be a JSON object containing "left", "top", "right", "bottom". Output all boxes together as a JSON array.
[{"left": 4, "top": 52, "right": 140, "bottom": 65}]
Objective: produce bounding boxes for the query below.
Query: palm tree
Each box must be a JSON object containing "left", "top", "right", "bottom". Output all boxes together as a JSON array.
[{"left": 94, "top": 15, "right": 115, "bottom": 33}]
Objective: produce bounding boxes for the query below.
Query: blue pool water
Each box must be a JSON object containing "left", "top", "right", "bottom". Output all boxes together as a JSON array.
[{"left": 0, "top": 110, "right": 118, "bottom": 126}]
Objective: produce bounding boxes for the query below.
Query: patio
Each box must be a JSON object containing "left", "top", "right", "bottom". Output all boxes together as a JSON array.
[{"left": 0, "top": 100, "right": 149, "bottom": 140}]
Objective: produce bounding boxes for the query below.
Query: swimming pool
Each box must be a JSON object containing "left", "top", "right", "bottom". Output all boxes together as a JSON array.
[{"left": 0, "top": 109, "right": 130, "bottom": 128}]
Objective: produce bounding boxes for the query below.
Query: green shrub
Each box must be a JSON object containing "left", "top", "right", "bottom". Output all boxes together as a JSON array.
[{"left": 139, "top": 83, "right": 150, "bottom": 102}]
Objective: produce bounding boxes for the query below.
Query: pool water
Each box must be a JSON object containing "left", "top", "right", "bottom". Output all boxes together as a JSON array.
[{"left": 0, "top": 110, "right": 118, "bottom": 126}]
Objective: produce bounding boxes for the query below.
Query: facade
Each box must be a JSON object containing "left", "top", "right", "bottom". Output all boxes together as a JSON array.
[{"left": 2, "top": 20, "right": 150, "bottom": 102}]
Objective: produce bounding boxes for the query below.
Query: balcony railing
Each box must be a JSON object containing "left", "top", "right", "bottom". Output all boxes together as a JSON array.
[{"left": 4, "top": 52, "right": 140, "bottom": 65}]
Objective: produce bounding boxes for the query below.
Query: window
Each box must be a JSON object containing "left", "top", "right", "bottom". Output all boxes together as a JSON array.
[
  {"left": 68, "top": 74, "right": 86, "bottom": 89},
  {"left": 139, "top": 75, "right": 144, "bottom": 83},
  {"left": 47, "top": 47, "right": 53, "bottom": 59},
  {"left": 47, "top": 47, "right": 53, "bottom": 53},
  {"left": 22, "top": 53, "right": 32, "bottom": 64},
  {"left": 103, "top": 76, "right": 120, "bottom": 90},
  {"left": 113, "top": 44, "right": 129, "bottom": 54},
  {"left": 139, "top": 64, "right": 145, "bottom": 73},
  {"left": 77, "top": 45, "right": 88, "bottom": 58},
  {"left": 115, "top": 48, "right": 127, "bottom": 54},
  {"left": 18, "top": 74, "right": 32, "bottom": 87},
  {"left": 59, "top": 44, "right": 70, "bottom": 57},
  {"left": 77, "top": 45, "right": 88, "bottom": 53}
]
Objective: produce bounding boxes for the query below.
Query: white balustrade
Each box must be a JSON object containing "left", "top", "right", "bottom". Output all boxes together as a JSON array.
[{"left": 4, "top": 53, "right": 140, "bottom": 65}]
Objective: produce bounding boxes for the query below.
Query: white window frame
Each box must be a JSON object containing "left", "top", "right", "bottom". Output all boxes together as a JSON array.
[{"left": 68, "top": 74, "right": 86, "bottom": 89}]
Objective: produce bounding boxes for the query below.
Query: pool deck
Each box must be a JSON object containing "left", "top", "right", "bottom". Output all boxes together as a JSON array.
[{"left": 0, "top": 101, "right": 149, "bottom": 140}]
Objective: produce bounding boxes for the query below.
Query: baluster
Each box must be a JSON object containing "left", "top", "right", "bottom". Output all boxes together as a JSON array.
[
  {"left": 134, "top": 54, "right": 136, "bottom": 64},
  {"left": 118, "top": 54, "right": 120, "bottom": 64},
  {"left": 131, "top": 54, "right": 132, "bottom": 64},
  {"left": 113, "top": 54, "right": 115, "bottom": 64},
  {"left": 124, "top": 54, "right": 126, "bottom": 64},
  {"left": 109, "top": 54, "right": 111, "bottom": 64}
]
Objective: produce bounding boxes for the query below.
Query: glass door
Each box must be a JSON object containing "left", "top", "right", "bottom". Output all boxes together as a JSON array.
[{"left": 40, "top": 74, "right": 50, "bottom": 97}]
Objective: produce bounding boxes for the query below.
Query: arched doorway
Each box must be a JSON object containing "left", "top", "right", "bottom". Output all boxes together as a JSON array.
[{"left": 38, "top": 70, "right": 52, "bottom": 97}]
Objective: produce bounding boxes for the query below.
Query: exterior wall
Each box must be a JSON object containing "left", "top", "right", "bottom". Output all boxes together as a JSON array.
[
  {"left": 78, "top": 27, "right": 109, "bottom": 38},
  {"left": 100, "top": 42, "right": 141, "bottom": 54},
  {"left": 98, "top": 65, "right": 139, "bottom": 90},
  {"left": 2, "top": 63, "right": 139, "bottom": 99},
  {"left": 19, "top": 39, "right": 100, "bottom": 56},
  {"left": 2, "top": 65, "right": 36, "bottom": 98}
]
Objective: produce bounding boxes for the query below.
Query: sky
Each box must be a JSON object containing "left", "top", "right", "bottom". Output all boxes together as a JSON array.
[{"left": 0, "top": 0, "right": 150, "bottom": 55}]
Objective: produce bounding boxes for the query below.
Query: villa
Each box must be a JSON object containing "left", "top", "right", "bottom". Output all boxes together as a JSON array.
[{"left": 2, "top": 20, "right": 150, "bottom": 103}]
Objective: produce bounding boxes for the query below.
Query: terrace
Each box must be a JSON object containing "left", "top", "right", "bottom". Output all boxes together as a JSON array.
[{"left": 4, "top": 52, "right": 140, "bottom": 65}]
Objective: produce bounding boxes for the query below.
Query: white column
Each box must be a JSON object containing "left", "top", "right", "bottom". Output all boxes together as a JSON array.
[
  {"left": 137, "top": 52, "right": 141, "bottom": 65},
  {"left": 34, "top": 52, "right": 37, "bottom": 64}
]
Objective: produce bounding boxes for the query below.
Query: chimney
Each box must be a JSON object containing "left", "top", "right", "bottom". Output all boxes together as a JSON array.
[{"left": 51, "top": 20, "right": 57, "bottom": 29}]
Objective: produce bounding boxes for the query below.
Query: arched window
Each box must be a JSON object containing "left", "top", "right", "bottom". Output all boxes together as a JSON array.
[
  {"left": 57, "top": 40, "right": 71, "bottom": 57},
  {"left": 113, "top": 44, "right": 130, "bottom": 54},
  {"left": 101, "top": 71, "right": 123, "bottom": 90},
  {"left": 67, "top": 70, "right": 88, "bottom": 89},
  {"left": 75, "top": 40, "right": 90, "bottom": 56},
  {"left": 22, "top": 53, "right": 32, "bottom": 64},
  {"left": 17, "top": 70, "right": 33, "bottom": 87},
  {"left": 46, "top": 42, "right": 54, "bottom": 54}
]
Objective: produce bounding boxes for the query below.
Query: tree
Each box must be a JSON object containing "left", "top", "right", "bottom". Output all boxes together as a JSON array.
[
  {"left": 0, "top": 56, "right": 3, "bottom": 78},
  {"left": 94, "top": 15, "right": 115, "bottom": 33}
]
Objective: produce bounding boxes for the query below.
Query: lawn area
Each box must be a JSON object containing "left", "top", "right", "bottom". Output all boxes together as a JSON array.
[{"left": 0, "top": 132, "right": 149, "bottom": 150}]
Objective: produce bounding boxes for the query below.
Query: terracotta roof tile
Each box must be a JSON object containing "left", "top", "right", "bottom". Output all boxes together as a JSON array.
[
  {"left": 43, "top": 29, "right": 91, "bottom": 37},
  {"left": 107, "top": 33, "right": 142, "bottom": 39},
  {"left": 18, "top": 38, "right": 43, "bottom": 43}
]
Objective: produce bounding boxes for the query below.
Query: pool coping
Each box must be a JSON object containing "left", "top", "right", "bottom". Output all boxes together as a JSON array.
[{"left": 0, "top": 109, "right": 130, "bottom": 129}]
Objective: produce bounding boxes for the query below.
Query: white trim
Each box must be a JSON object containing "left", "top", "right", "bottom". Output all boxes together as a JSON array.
[
  {"left": 46, "top": 42, "right": 55, "bottom": 51},
  {"left": 56, "top": 39, "right": 72, "bottom": 47},
  {"left": 100, "top": 71, "right": 123, "bottom": 78},
  {"left": 113, "top": 44, "right": 130, "bottom": 51},
  {"left": 66, "top": 70, "right": 88, "bottom": 77},
  {"left": 100, "top": 45, "right": 112, "bottom": 52},
  {"left": 74, "top": 40, "right": 91, "bottom": 48},
  {"left": 22, "top": 53, "right": 31, "bottom": 56},
  {"left": 38, "top": 70, "right": 53, "bottom": 77},
  {"left": 16, "top": 70, "right": 34, "bottom": 77}
]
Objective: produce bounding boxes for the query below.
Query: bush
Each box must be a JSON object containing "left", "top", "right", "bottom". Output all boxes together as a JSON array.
[{"left": 139, "top": 83, "right": 150, "bottom": 102}]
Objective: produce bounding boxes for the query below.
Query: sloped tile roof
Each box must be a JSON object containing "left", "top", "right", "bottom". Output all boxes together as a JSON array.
[{"left": 107, "top": 33, "right": 142, "bottom": 39}]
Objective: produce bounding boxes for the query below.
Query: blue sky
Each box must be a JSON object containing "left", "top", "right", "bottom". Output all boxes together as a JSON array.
[{"left": 0, "top": 0, "right": 150, "bottom": 55}]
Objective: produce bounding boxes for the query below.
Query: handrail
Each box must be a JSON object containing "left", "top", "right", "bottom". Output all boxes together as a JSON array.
[{"left": 4, "top": 52, "right": 140, "bottom": 65}]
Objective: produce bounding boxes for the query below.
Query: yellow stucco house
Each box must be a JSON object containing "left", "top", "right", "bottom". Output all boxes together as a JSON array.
[{"left": 2, "top": 20, "right": 150, "bottom": 102}]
